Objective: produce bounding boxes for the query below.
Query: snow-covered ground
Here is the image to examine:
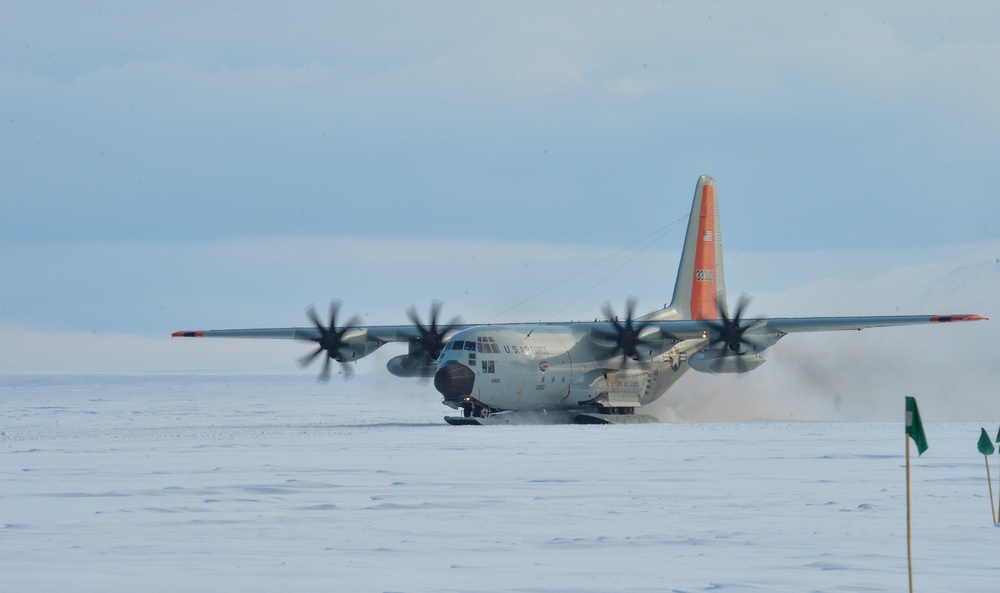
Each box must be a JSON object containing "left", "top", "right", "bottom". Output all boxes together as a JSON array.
[{"left": 3, "top": 373, "right": 998, "bottom": 592}]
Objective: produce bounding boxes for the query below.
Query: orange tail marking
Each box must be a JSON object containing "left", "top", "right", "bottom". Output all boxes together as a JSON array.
[{"left": 690, "top": 183, "right": 718, "bottom": 320}]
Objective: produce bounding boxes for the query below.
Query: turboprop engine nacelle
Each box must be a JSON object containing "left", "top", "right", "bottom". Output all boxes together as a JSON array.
[
  {"left": 386, "top": 355, "right": 436, "bottom": 378},
  {"left": 335, "top": 329, "right": 385, "bottom": 362},
  {"left": 688, "top": 350, "right": 765, "bottom": 374}
]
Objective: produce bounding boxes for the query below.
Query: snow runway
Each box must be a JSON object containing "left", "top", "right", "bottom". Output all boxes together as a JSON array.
[{"left": 2, "top": 374, "right": 996, "bottom": 592}]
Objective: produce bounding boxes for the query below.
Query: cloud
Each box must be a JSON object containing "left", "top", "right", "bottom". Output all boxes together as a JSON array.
[
  {"left": 8, "top": 4, "right": 999, "bottom": 132},
  {"left": 3, "top": 3, "right": 999, "bottom": 253},
  {"left": 0, "top": 234, "right": 682, "bottom": 336},
  {"left": 5, "top": 234, "right": 995, "bottom": 332}
]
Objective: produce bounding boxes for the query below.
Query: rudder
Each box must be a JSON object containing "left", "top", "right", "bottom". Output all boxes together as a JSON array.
[{"left": 667, "top": 175, "right": 727, "bottom": 321}]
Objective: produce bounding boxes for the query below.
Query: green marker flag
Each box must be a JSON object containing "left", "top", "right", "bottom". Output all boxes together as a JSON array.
[
  {"left": 905, "top": 397, "right": 928, "bottom": 455},
  {"left": 979, "top": 428, "right": 996, "bottom": 455},
  {"left": 995, "top": 424, "right": 1000, "bottom": 444},
  {"left": 980, "top": 428, "right": 997, "bottom": 524}
]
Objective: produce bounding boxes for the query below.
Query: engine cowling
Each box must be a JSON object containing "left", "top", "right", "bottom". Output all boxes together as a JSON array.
[
  {"left": 335, "top": 329, "right": 385, "bottom": 362},
  {"left": 386, "top": 354, "right": 437, "bottom": 378},
  {"left": 688, "top": 349, "right": 765, "bottom": 374}
]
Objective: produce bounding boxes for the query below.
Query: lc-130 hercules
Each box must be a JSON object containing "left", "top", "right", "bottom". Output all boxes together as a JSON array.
[{"left": 173, "top": 176, "right": 986, "bottom": 425}]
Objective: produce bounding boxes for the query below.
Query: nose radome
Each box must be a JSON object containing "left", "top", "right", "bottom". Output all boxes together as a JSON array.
[{"left": 434, "top": 361, "right": 475, "bottom": 399}]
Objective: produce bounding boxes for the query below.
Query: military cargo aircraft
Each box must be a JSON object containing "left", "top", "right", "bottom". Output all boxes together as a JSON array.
[{"left": 173, "top": 176, "right": 985, "bottom": 424}]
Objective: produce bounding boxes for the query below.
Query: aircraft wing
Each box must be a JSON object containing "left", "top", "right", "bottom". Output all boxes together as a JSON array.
[
  {"left": 173, "top": 313, "right": 986, "bottom": 345},
  {"left": 171, "top": 313, "right": 986, "bottom": 381},
  {"left": 757, "top": 314, "right": 986, "bottom": 334},
  {"left": 624, "top": 314, "right": 986, "bottom": 344},
  {"left": 171, "top": 325, "right": 434, "bottom": 342},
  {"left": 173, "top": 300, "right": 470, "bottom": 354},
  {"left": 171, "top": 319, "right": 475, "bottom": 379},
  {"left": 634, "top": 313, "right": 986, "bottom": 374}
]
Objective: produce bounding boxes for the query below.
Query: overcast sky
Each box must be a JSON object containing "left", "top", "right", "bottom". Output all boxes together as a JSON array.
[{"left": 1, "top": 2, "right": 998, "bottom": 374}]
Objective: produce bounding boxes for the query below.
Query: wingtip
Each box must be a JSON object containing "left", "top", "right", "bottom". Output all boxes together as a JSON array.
[
  {"left": 172, "top": 331, "right": 206, "bottom": 337},
  {"left": 929, "top": 314, "right": 988, "bottom": 323}
]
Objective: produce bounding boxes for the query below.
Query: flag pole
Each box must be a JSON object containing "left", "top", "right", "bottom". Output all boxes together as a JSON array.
[
  {"left": 995, "top": 425, "right": 1000, "bottom": 524},
  {"left": 906, "top": 433, "right": 913, "bottom": 593},
  {"left": 986, "top": 455, "right": 996, "bottom": 525},
  {"left": 904, "top": 397, "right": 927, "bottom": 593}
]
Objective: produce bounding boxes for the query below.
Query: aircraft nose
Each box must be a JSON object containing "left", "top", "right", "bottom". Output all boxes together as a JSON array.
[{"left": 434, "top": 361, "right": 476, "bottom": 400}]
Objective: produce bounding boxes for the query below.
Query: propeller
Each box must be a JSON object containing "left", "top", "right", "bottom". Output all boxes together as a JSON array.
[
  {"left": 407, "top": 301, "right": 461, "bottom": 363},
  {"left": 597, "top": 297, "right": 657, "bottom": 363},
  {"left": 704, "top": 294, "right": 765, "bottom": 354},
  {"left": 298, "top": 301, "right": 362, "bottom": 382}
]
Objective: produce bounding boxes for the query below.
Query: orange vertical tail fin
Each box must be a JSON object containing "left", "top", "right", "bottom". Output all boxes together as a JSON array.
[{"left": 668, "top": 176, "right": 726, "bottom": 321}]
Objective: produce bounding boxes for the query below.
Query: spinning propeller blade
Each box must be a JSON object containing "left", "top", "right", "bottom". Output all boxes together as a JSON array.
[
  {"left": 407, "top": 301, "right": 461, "bottom": 363},
  {"left": 703, "top": 294, "right": 766, "bottom": 358},
  {"left": 298, "top": 301, "right": 362, "bottom": 381},
  {"left": 596, "top": 297, "right": 658, "bottom": 363}
]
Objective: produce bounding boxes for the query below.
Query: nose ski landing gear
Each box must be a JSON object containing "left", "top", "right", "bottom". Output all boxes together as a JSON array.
[{"left": 443, "top": 396, "right": 493, "bottom": 425}]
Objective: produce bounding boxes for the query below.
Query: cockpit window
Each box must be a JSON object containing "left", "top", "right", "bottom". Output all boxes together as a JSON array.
[
  {"left": 476, "top": 336, "right": 501, "bottom": 353},
  {"left": 464, "top": 341, "right": 476, "bottom": 351},
  {"left": 451, "top": 341, "right": 464, "bottom": 350}
]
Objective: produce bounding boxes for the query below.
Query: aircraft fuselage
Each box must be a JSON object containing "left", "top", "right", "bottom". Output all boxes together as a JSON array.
[{"left": 434, "top": 324, "right": 702, "bottom": 415}]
